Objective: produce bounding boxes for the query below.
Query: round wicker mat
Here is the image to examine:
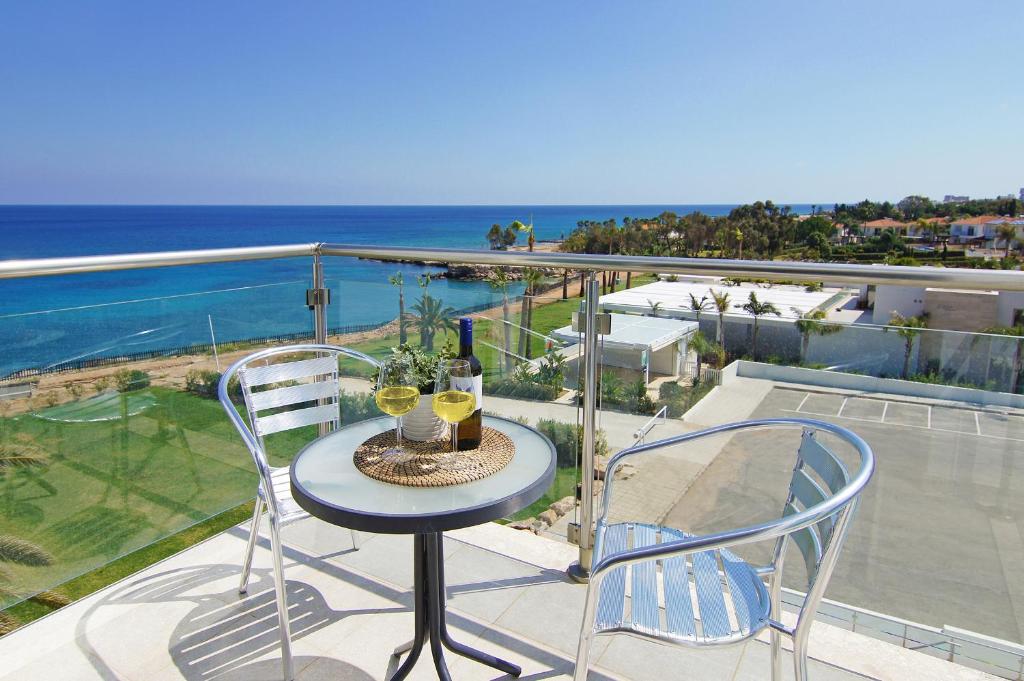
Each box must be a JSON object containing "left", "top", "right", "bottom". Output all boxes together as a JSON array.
[{"left": 353, "top": 426, "right": 515, "bottom": 487}]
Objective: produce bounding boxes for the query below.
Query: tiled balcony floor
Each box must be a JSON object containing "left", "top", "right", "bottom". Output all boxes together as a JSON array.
[{"left": 0, "top": 518, "right": 995, "bottom": 681}]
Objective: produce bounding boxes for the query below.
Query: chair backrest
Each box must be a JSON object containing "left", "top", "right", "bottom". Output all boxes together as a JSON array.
[
  {"left": 218, "top": 344, "right": 379, "bottom": 514},
  {"left": 775, "top": 426, "right": 868, "bottom": 640}
]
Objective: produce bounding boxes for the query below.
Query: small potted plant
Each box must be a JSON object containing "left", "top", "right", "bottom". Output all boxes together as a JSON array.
[{"left": 381, "top": 342, "right": 454, "bottom": 441}]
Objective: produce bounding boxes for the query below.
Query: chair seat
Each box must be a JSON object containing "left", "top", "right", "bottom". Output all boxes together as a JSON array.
[
  {"left": 593, "top": 523, "right": 771, "bottom": 646},
  {"left": 261, "top": 466, "right": 308, "bottom": 525}
]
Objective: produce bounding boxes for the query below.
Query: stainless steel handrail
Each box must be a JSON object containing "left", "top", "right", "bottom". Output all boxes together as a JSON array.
[
  {"left": 320, "top": 243, "right": 1024, "bottom": 290},
  {"left": 633, "top": 404, "right": 668, "bottom": 444},
  {"left": 3, "top": 241, "right": 1024, "bottom": 291},
  {"left": 0, "top": 244, "right": 318, "bottom": 279}
]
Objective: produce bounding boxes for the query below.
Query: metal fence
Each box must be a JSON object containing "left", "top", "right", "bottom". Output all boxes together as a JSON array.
[{"left": 682, "top": 361, "right": 723, "bottom": 386}]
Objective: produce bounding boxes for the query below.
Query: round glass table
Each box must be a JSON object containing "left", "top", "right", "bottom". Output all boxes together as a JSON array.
[{"left": 290, "top": 415, "right": 556, "bottom": 680}]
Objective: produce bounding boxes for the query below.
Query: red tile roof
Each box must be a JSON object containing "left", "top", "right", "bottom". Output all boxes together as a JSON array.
[
  {"left": 953, "top": 215, "right": 1001, "bottom": 225},
  {"left": 863, "top": 218, "right": 907, "bottom": 228}
]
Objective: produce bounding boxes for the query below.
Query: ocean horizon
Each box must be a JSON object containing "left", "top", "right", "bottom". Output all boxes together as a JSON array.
[{"left": 0, "top": 204, "right": 821, "bottom": 376}]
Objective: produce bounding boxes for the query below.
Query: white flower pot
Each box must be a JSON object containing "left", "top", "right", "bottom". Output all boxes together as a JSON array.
[{"left": 400, "top": 393, "right": 447, "bottom": 442}]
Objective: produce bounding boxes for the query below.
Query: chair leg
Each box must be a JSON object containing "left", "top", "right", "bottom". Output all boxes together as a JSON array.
[
  {"left": 269, "top": 512, "right": 295, "bottom": 681},
  {"left": 350, "top": 528, "right": 361, "bottom": 551},
  {"left": 239, "top": 497, "right": 264, "bottom": 594},
  {"left": 793, "top": 639, "right": 808, "bottom": 681},
  {"left": 770, "top": 629, "right": 782, "bottom": 681},
  {"left": 574, "top": 584, "right": 599, "bottom": 681}
]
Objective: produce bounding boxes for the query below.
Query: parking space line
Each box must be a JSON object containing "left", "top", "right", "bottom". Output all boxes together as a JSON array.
[
  {"left": 880, "top": 401, "right": 888, "bottom": 423},
  {"left": 975, "top": 411, "right": 982, "bottom": 436},
  {"left": 927, "top": 406, "right": 932, "bottom": 430},
  {"left": 836, "top": 397, "right": 848, "bottom": 417},
  {"left": 796, "top": 393, "right": 810, "bottom": 413},
  {"left": 780, "top": 407, "right": 1024, "bottom": 444}
]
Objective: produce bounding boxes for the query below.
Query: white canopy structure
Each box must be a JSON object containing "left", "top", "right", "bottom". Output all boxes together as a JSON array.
[
  {"left": 599, "top": 280, "right": 848, "bottom": 320},
  {"left": 551, "top": 313, "right": 698, "bottom": 381}
]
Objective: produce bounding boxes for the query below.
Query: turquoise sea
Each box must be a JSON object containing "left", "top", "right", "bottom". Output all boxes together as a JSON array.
[{"left": 0, "top": 204, "right": 817, "bottom": 377}]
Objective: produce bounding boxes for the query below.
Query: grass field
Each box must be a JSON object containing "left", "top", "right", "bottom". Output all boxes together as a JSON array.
[{"left": 0, "top": 387, "right": 326, "bottom": 613}]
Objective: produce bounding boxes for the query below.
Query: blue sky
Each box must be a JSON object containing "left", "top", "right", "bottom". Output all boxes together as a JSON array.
[{"left": 1, "top": 1, "right": 1021, "bottom": 205}]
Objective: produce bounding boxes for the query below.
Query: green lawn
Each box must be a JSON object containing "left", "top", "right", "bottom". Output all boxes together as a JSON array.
[
  {"left": 0, "top": 387, "right": 325, "bottom": 615},
  {"left": 510, "top": 466, "right": 577, "bottom": 521}
]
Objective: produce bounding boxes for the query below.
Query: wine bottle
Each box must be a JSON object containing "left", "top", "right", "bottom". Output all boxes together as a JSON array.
[{"left": 454, "top": 316, "right": 483, "bottom": 449}]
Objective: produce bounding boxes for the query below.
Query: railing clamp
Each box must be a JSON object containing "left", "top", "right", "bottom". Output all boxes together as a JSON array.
[{"left": 306, "top": 287, "right": 331, "bottom": 309}]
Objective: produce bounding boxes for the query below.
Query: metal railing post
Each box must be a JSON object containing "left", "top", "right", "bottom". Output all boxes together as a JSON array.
[
  {"left": 568, "top": 272, "right": 600, "bottom": 583},
  {"left": 310, "top": 252, "right": 328, "bottom": 344},
  {"left": 309, "top": 251, "right": 331, "bottom": 437}
]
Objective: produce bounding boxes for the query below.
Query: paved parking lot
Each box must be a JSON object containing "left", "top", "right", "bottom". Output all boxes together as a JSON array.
[
  {"left": 782, "top": 389, "right": 1024, "bottom": 442},
  {"left": 664, "top": 386, "right": 1024, "bottom": 645}
]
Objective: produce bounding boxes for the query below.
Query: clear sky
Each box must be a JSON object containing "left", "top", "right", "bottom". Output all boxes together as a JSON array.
[{"left": 1, "top": 1, "right": 1021, "bottom": 205}]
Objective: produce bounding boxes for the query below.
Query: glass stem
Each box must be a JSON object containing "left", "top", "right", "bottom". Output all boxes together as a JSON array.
[
  {"left": 396, "top": 416, "right": 403, "bottom": 447},
  {"left": 452, "top": 422, "right": 459, "bottom": 453}
]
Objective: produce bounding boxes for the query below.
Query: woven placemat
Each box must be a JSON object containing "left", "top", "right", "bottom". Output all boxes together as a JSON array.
[{"left": 353, "top": 426, "right": 515, "bottom": 487}]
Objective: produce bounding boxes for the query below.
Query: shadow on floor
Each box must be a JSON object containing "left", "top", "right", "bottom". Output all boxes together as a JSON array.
[{"left": 71, "top": 532, "right": 614, "bottom": 681}]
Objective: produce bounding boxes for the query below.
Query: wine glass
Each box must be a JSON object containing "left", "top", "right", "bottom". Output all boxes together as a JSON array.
[
  {"left": 432, "top": 359, "right": 476, "bottom": 454},
  {"left": 375, "top": 357, "right": 419, "bottom": 456}
]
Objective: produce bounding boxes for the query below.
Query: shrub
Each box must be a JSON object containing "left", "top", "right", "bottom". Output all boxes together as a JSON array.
[
  {"left": 655, "top": 381, "right": 714, "bottom": 418},
  {"left": 338, "top": 390, "right": 379, "bottom": 424},
  {"left": 534, "top": 353, "right": 566, "bottom": 389},
  {"left": 659, "top": 381, "right": 686, "bottom": 400},
  {"left": 535, "top": 418, "right": 608, "bottom": 467},
  {"left": 66, "top": 383, "right": 83, "bottom": 400},
  {"left": 485, "top": 379, "right": 559, "bottom": 401},
  {"left": 114, "top": 369, "right": 150, "bottom": 393},
  {"left": 624, "top": 380, "right": 656, "bottom": 415},
  {"left": 185, "top": 369, "right": 221, "bottom": 399},
  {"left": 93, "top": 378, "right": 110, "bottom": 394}
]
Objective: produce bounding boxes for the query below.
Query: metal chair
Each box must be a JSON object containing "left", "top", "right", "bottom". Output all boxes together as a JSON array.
[
  {"left": 218, "top": 343, "right": 380, "bottom": 681},
  {"left": 574, "top": 418, "right": 875, "bottom": 681}
]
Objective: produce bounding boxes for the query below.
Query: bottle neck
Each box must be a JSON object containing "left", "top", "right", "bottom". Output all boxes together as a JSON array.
[{"left": 459, "top": 340, "right": 473, "bottom": 357}]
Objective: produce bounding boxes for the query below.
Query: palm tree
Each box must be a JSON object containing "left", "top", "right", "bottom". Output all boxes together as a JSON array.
[
  {"left": 512, "top": 219, "right": 535, "bottom": 252},
  {"left": 561, "top": 269, "right": 570, "bottom": 299},
  {"left": 388, "top": 272, "right": 407, "bottom": 344},
  {"left": 738, "top": 292, "right": 781, "bottom": 360},
  {"left": 407, "top": 293, "right": 457, "bottom": 352},
  {"left": 710, "top": 289, "right": 731, "bottom": 347},
  {"left": 888, "top": 312, "right": 926, "bottom": 379},
  {"left": 794, "top": 308, "right": 841, "bottom": 363},
  {"left": 689, "top": 331, "right": 715, "bottom": 384},
  {"left": 997, "top": 223, "right": 1016, "bottom": 258},
  {"left": 517, "top": 269, "right": 544, "bottom": 359},
  {"left": 487, "top": 268, "right": 514, "bottom": 374},
  {"left": 646, "top": 300, "right": 663, "bottom": 317},
  {"left": 688, "top": 293, "right": 711, "bottom": 330},
  {"left": 734, "top": 228, "right": 744, "bottom": 259}
]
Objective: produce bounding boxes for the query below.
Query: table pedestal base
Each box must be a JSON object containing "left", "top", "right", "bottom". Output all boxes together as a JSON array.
[{"left": 387, "top": 533, "right": 521, "bottom": 681}]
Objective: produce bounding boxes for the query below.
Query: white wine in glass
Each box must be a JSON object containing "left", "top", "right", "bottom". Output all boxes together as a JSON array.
[
  {"left": 375, "top": 357, "right": 418, "bottom": 456},
  {"left": 432, "top": 359, "right": 476, "bottom": 453}
]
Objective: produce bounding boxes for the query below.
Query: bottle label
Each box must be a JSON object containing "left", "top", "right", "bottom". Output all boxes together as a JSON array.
[{"left": 451, "top": 375, "right": 483, "bottom": 410}]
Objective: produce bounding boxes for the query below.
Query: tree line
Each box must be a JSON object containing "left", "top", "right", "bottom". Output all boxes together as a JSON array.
[{"left": 554, "top": 195, "right": 1022, "bottom": 263}]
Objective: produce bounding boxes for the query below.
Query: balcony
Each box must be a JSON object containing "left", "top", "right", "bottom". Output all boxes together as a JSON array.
[
  {"left": 0, "top": 520, "right": 991, "bottom": 681},
  {"left": 1, "top": 244, "right": 1023, "bottom": 680}
]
